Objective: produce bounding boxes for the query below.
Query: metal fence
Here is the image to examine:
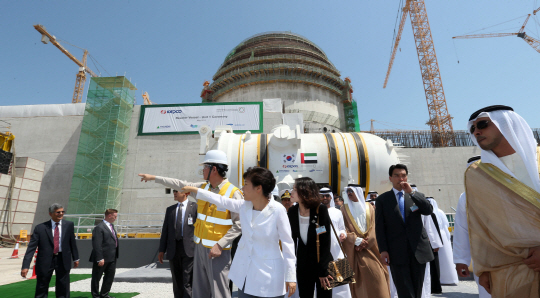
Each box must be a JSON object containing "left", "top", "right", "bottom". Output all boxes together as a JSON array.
[
  {"left": 64, "top": 213, "right": 165, "bottom": 236},
  {"left": 364, "top": 129, "right": 540, "bottom": 148}
]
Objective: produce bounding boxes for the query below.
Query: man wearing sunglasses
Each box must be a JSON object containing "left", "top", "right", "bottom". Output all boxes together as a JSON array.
[
  {"left": 21, "top": 203, "right": 80, "bottom": 298},
  {"left": 139, "top": 150, "right": 243, "bottom": 298},
  {"left": 464, "top": 105, "right": 540, "bottom": 297}
]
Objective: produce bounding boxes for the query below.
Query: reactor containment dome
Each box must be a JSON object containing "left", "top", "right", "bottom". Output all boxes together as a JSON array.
[{"left": 201, "top": 32, "right": 357, "bottom": 133}]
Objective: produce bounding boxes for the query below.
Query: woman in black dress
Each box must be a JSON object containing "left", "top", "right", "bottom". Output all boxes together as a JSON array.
[{"left": 288, "top": 177, "right": 333, "bottom": 298}]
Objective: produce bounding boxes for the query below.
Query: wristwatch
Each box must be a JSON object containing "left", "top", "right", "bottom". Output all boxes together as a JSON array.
[{"left": 409, "top": 190, "right": 416, "bottom": 196}]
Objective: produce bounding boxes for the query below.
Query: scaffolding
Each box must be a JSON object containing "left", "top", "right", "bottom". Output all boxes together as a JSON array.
[
  {"left": 68, "top": 77, "right": 136, "bottom": 223},
  {"left": 344, "top": 100, "right": 360, "bottom": 132}
]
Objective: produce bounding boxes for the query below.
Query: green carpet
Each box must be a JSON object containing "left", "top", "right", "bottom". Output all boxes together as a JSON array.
[{"left": 0, "top": 274, "right": 139, "bottom": 298}]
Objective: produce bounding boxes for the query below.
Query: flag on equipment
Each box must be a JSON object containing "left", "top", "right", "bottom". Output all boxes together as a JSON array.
[{"left": 301, "top": 153, "right": 317, "bottom": 164}]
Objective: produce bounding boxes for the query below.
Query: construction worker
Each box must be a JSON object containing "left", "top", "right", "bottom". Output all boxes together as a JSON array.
[{"left": 139, "top": 150, "right": 242, "bottom": 298}]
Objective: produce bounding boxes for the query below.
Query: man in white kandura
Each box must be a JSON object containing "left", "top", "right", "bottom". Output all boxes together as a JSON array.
[
  {"left": 319, "top": 187, "right": 352, "bottom": 298},
  {"left": 139, "top": 150, "right": 243, "bottom": 298},
  {"left": 426, "top": 198, "right": 458, "bottom": 286}
]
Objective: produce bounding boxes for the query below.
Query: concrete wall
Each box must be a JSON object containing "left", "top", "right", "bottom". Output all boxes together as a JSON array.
[
  {"left": 0, "top": 114, "right": 83, "bottom": 229},
  {"left": 400, "top": 146, "right": 482, "bottom": 213}
]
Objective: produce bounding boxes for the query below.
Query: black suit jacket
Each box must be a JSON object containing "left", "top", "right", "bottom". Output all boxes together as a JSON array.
[
  {"left": 22, "top": 220, "right": 79, "bottom": 276},
  {"left": 89, "top": 221, "right": 119, "bottom": 263},
  {"left": 375, "top": 189, "right": 434, "bottom": 265},
  {"left": 159, "top": 200, "right": 198, "bottom": 259},
  {"left": 288, "top": 204, "right": 332, "bottom": 277}
]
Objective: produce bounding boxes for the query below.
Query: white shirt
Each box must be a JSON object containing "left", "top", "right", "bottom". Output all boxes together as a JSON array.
[
  {"left": 500, "top": 153, "right": 535, "bottom": 189},
  {"left": 252, "top": 210, "right": 261, "bottom": 225},
  {"left": 51, "top": 219, "right": 62, "bottom": 252},
  {"left": 299, "top": 212, "right": 309, "bottom": 245},
  {"left": 104, "top": 221, "right": 116, "bottom": 243},
  {"left": 175, "top": 200, "right": 187, "bottom": 236}
]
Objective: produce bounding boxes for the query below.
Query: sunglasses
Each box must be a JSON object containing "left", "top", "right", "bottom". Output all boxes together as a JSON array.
[
  {"left": 470, "top": 120, "right": 490, "bottom": 134},
  {"left": 173, "top": 190, "right": 179, "bottom": 193},
  {"left": 55, "top": 211, "right": 65, "bottom": 214},
  {"left": 322, "top": 194, "right": 331, "bottom": 198}
]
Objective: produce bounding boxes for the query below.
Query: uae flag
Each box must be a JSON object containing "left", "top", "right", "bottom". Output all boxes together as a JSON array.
[{"left": 301, "top": 153, "right": 317, "bottom": 164}]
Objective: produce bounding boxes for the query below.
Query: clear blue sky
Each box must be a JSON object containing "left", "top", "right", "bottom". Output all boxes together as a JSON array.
[{"left": 2, "top": 0, "right": 539, "bottom": 131}]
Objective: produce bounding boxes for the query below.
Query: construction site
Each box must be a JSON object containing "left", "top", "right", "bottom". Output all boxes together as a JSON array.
[
  {"left": 0, "top": 1, "right": 539, "bottom": 296},
  {"left": 2, "top": 2, "right": 540, "bottom": 241}
]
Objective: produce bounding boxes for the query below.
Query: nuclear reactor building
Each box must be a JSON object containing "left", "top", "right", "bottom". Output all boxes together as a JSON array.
[{"left": 201, "top": 32, "right": 357, "bottom": 133}]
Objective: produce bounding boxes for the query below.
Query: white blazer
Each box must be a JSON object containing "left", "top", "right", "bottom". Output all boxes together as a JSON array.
[{"left": 197, "top": 189, "right": 296, "bottom": 297}]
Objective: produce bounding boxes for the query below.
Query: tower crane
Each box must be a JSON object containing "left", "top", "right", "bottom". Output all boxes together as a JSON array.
[
  {"left": 34, "top": 24, "right": 98, "bottom": 103},
  {"left": 383, "top": 0, "right": 455, "bottom": 147},
  {"left": 141, "top": 92, "right": 154, "bottom": 105},
  {"left": 453, "top": 7, "right": 540, "bottom": 54}
]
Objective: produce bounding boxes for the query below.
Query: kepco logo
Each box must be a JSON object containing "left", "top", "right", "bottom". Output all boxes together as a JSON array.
[
  {"left": 282, "top": 165, "right": 299, "bottom": 168},
  {"left": 165, "top": 110, "right": 182, "bottom": 114}
]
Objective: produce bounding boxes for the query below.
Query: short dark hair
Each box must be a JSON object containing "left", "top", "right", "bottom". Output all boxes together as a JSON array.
[
  {"left": 243, "top": 167, "right": 276, "bottom": 198},
  {"left": 389, "top": 164, "right": 408, "bottom": 177},
  {"left": 105, "top": 209, "right": 118, "bottom": 216},
  {"left": 210, "top": 163, "right": 228, "bottom": 178},
  {"left": 334, "top": 196, "right": 344, "bottom": 202},
  {"left": 294, "top": 177, "right": 321, "bottom": 209}
]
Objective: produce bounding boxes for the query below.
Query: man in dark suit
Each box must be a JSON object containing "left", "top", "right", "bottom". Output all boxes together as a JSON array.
[
  {"left": 89, "top": 209, "right": 119, "bottom": 298},
  {"left": 159, "top": 189, "right": 197, "bottom": 298},
  {"left": 375, "top": 164, "right": 434, "bottom": 298},
  {"left": 21, "top": 203, "right": 80, "bottom": 298}
]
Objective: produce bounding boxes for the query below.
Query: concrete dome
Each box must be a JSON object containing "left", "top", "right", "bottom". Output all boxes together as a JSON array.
[{"left": 201, "top": 32, "right": 354, "bottom": 133}]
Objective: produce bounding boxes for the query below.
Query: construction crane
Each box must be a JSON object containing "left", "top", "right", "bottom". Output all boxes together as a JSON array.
[
  {"left": 34, "top": 24, "right": 98, "bottom": 103},
  {"left": 383, "top": 0, "right": 455, "bottom": 147},
  {"left": 453, "top": 7, "right": 540, "bottom": 54},
  {"left": 142, "top": 92, "right": 154, "bottom": 105}
]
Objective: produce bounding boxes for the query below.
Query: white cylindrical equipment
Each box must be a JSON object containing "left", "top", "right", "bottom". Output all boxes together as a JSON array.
[{"left": 203, "top": 125, "right": 400, "bottom": 196}]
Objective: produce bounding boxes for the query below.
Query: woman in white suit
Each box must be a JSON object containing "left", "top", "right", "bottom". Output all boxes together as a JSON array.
[{"left": 181, "top": 167, "right": 297, "bottom": 298}]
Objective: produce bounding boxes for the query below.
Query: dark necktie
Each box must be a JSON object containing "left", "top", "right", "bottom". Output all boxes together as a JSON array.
[
  {"left": 110, "top": 223, "right": 117, "bottom": 247},
  {"left": 398, "top": 191, "right": 405, "bottom": 223},
  {"left": 53, "top": 222, "right": 60, "bottom": 254},
  {"left": 176, "top": 203, "right": 183, "bottom": 240}
]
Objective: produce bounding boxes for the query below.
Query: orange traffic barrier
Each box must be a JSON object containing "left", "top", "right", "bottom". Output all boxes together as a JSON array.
[
  {"left": 29, "top": 248, "right": 38, "bottom": 279},
  {"left": 9, "top": 241, "right": 20, "bottom": 259}
]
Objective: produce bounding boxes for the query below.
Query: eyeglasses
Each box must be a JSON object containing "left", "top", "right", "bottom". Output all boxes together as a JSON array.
[
  {"left": 173, "top": 190, "right": 179, "bottom": 193},
  {"left": 470, "top": 120, "right": 490, "bottom": 134},
  {"left": 322, "top": 194, "right": 331, "bottom": 198},
  {"left": 55, "top": 211, "right": 65, "bottom": 214}
]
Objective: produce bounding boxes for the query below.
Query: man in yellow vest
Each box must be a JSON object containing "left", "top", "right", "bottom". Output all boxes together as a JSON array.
[{"left": 139, "top": 150, "right": 243, "bottom": 298}]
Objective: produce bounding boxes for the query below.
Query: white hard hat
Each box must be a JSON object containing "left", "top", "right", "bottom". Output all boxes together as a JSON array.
[{"left": 200, "top": 150, "right": 228, "bottom": 166}]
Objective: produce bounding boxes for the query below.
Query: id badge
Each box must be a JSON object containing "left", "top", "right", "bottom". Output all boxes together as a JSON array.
[
  {"left": 188, "top": 215, "right": 193, "bottom": 225},
  {"left": 316, "top": 226, "right": 327, "bottom": 235},
  {"left": 410, "top": 205, "right": 419, "bottom": 212}
]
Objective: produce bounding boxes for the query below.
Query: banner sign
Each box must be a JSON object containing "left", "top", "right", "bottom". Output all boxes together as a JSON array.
[{"left": 138, "top": 102, "right": 263, "bottom": 135}]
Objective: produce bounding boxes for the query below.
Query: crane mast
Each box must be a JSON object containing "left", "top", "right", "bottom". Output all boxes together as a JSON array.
[
  {"left": 384, "top": 0, "right": 454, "bottom": 147},
  {"left": 34, "top": 24, "right": 98, "bottom": 103}
]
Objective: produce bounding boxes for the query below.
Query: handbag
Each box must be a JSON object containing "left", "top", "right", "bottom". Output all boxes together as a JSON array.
[{"left": 316, "top": 206, "right": 356, "bottom": 290}]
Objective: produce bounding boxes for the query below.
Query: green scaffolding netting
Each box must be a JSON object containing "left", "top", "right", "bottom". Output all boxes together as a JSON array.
[
  {"left": 344, "top": 100, "right": 360, "bottom": 132},
  {"left": 68, "top": 77, "right": 136, "bottom": 224}
]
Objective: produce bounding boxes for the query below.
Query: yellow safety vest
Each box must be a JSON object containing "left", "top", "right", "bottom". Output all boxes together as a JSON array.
[{"left": 193, "top": 182, "right": 239, "bottom": 250}]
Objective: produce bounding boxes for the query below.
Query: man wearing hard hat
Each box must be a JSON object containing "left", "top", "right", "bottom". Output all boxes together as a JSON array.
[{"left": 139, "top": 150, "right": 243, "bottom": 298}]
